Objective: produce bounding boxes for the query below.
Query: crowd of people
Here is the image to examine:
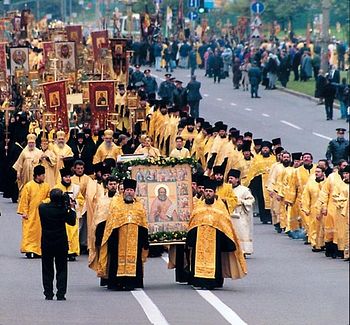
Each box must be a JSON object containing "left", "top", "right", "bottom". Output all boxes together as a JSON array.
[
  {"left": 0, "top": 77, "right": 349, "bottom": 298},
  {"left": 131, "top": 35, "right": 350, "bottom": 120},
  {"left": 0, "top": 24, "right": 349, "bottom": 300}
]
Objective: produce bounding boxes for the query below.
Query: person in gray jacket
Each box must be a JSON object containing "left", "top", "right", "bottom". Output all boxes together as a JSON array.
[{"left": 248, "top": 62, "right": 262, "bottom": 98}]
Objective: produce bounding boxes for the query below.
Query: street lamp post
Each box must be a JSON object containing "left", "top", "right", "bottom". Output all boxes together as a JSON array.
[{"left": 321, "top": 0, "right": 331, "bottom": 73}]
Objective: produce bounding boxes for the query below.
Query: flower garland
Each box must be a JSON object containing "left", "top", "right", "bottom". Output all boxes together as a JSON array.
[{"left": 148, "top": 231, "right": 187, "bottom": 243}]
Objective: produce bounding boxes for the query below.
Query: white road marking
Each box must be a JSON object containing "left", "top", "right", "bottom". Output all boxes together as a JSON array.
[
  {"left": 244, "top": 108, "right": 252, "bottom": 111},
  {"left": 262, "top": 113, "right": 270, "bottom": 117},
  {"left": 132, "top": 290, "right": 170, "bottom": 325},
  {"left": 312, "top": 132, "right": 332, "bottom": 140},
  {"left": 161, "top": 254, "right": 247, "bottom": 325},
  {"left": 196, "top": 290, "right": 248, "bottom": 325},
  {"left": 217, "top": 98, "right": 223, "bottom": 101},
  {"left": 230, "top": 103, "right": 237, "bottom": 106},
  {"left": 203, "top": 94, "right": 209, "bottom": 97},
  {"left": 280, "top": 120, "right": 302, "bottom": 130}
]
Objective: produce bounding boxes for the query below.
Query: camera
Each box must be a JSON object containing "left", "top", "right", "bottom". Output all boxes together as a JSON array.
[{"left": 61, "top": 192, "right": 73, "bottom": 210}]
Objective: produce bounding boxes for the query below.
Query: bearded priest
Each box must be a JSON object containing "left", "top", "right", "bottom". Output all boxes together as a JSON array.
[
  {"left": 97, "top": 179, "right": 149, "bottom": 291},
  {"left": 186, "top": 179, "right": 247, "bottom": 290}
]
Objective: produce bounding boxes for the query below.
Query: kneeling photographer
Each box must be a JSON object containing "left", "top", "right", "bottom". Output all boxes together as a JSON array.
[{"left": 39, "top": 188, "right": 76, "bottom": 301}]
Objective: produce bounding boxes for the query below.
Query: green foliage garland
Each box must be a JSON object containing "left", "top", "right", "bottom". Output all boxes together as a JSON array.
[
  {"left": 112, "top": 156, "right": 198, "bottom": 181},
  {"left": 148, "top": 231, "right": 187, "bottom": 243}
]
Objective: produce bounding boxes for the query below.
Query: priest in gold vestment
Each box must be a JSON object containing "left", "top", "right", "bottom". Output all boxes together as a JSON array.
[
  {"left": 89, "top": 176, "right": 119, "bottom": 284},
  {"left": 97, "top": 179, "right": 149, "bottom": 290},
  {"left": 51, "top": 131, "right": 74, "bottom": 182},
  {"left": 169, "top": 136, "right": 191, "bottom": 159},
  {"left": 13, "top": 134, "right": 42, "bottom": 192},
  {"left": 17, "top": 165, "right": 50, "bottom": 258},
  {"left": 93, "top": 129, "right": 123, "bottom": 164},
  {"left": 186, "top": 179, "right": 247, "bottom": 289},
  {"left": 38, "top": 138, "right": 57, "bottom": 189}
]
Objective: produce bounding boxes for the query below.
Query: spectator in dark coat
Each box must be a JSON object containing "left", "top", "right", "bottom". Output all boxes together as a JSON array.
[
  {"left": 323, "top": 78, "right": 337, "bottom": 120},
  {"left": 186, "top": 75, "right": 202, "bottom": 118},
  {"left": 189, "top": 48, "right": 197, "bottom": 76},
  {"left": 211, "top": 49, "right": 224, "bottom": 84},
  {"left": 315, "top": 69, "right": 327, "bottom": 104},
  {"left": 232, "top": 57, "right": 242, "bottom": 89},
  {"left": 292, "top": 48, "right": 301, "bottom": 81}
]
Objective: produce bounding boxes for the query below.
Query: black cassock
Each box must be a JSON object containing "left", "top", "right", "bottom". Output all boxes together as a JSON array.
[
  {"left": 186, "top": 227, "right": 236, "bottom": 289},
  {"left": 106, "top": 226, "right": 148, "bottom": 290},
  {"left": 2, "top": 140, "right": 22, "bottom": 202}
]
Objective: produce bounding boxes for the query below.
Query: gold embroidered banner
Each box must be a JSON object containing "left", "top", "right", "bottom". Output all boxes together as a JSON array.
[
  {"left": 65, "top": 25, "right": 82, "bottom": 44},
  {"left": 0, "top": 42, "right": 7, "bottom": 78},
  {"left": 42, "top": 80, "right": 69, "bottom": 134},
  {"left": 91, "top": 30, "right": 108, "bottom": 61},
  {"left": 88, "top": 80, "right": 115, "bottom": 129}
]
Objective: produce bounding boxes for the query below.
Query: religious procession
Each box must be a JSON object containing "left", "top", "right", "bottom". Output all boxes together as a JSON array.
[{"left": 0, "top": 1, "right": 349, "bottom": 324}]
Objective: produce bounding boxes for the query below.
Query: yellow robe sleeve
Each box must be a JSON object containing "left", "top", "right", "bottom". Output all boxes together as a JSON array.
[
  {"left": 285, "top": 171, "right": 297, "bottom": 204},
  {"left": 316, "top": 177, "right": 331, "bottom": 215},
  {"left": 17, "top": 183, "right": 29, "bottom": 215},
  {"left": 301, "top": 183, "right": 311, "bottom": 215}
]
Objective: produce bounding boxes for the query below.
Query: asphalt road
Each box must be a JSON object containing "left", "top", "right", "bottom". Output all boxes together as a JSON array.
[
  {"left": 0, "top": 67, "right": 349, "bottom": 325},
  {"left": 0, "top": 194, "right": 348, "bottom": 325}
]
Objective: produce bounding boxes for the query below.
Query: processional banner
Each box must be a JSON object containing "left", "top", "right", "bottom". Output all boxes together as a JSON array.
[
  {"left": 0, "top": 43, "right": 7, "bottom": 79},
  {"left": 65, "top": 25, "right": 82, "bottom": 44},
  {"left": 42, "top": 41, "right": 55, "bottom": 64},
  {"left": 10, "top": 47, "right": 29, "bottom": 76},
  {"left": 110, "top": 38, "right": 128, "bottom": 76},
  {"left": 91, "top": 30, "right": 109, "bottom": 61},
  {"left": 131, "top": 164, "right": 193, "bottom": 237},
  {"left": 42, "top": 80, "right": 69, "bottom": 134},
  {"left": 88, "top": 80, "right": 115, "bottom": 129},
  {"left": 54, "top": 41, "right": 76, "bottom": 73}
]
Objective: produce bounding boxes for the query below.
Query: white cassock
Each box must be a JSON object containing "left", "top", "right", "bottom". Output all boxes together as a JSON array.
[{"left": 231, "top": 184, "right": 255, "bottom": 254}]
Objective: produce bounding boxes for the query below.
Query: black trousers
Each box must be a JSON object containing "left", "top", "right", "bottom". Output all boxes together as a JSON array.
[
  {"left": 324, "top": 99, "right": 334, "bottom": 120},
  {"left": 250, "top": 175, "right": 272, "bottom": 223},
  {"left": 42, "top": 248, "right": 68, "bottom": 298}
]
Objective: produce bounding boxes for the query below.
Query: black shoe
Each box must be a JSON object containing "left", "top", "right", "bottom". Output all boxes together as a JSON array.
[
  {"left": 312, "top": 247, "right": 322, "bottom": 252},
  {"left": 255, "top": 96, "right": 261, "bottom": 98},
  {"left": 45, "top": 296, "right": 53, "bottom": 300},
  {"left": 26, "top": 253, "right": 35, "bottom": 259},
  {"left": 68, "top": 255, "right": 76, "bottom": 262},
  {"left": 57, "top": 296, "right": 66, "bottom": 301}
]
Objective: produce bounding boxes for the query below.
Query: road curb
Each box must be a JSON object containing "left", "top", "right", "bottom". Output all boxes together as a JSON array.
[{"left": 277, "top": 86, "right": 340, "bottom": 109}]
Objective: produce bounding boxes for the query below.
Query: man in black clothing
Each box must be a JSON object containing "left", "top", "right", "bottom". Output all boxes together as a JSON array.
[
  {"left": 323, "top": 78, "right": 336, "bottom": 120},
  {"left": 186, "top": 75, "right": 202, "bottom": 118},
  {"left": 142, "top": 69, "right": 158, "bottom": 106},
  {"left": 39, "top": 188, "right": 76, "bottom": 301},
  {"left": 173, "top": 80, "right": 187, "bottom": 111}
]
